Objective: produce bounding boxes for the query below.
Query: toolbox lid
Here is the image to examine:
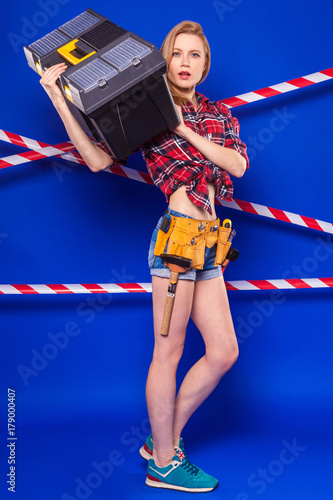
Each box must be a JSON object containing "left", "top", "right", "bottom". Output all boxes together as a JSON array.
[
  {"left": 101, "top": 37, "right": 151, "bottom": 71},
  {"left": 28, "top": 10, "right": 102, "bottom": 57},
  {"left": 69, "top": 59, "right": 117, "bottom": 92},
  {"left": 59, "top": 11, "right": 100, "bottom": 38},
  {"left": 67, "top": 35, "right": 152, "bottom": 93},
  {"left": 29, "top": 29, "right": 70, "bottom": 57}
]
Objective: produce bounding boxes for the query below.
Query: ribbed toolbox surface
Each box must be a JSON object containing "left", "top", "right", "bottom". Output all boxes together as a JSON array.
[
  {"left": 81, "top": 20, "right": 126, "bottom": 50},
  {"left": 29, "top": 29, "right": 69, "bottom": 56},
  {"left": 69, "top": 59, "right": 117, "bottom": 91},
  {"left": 59, "top": 11, "right": 99, "bottom": 38},
  {"left": 102, "top": 38, "right": 151, "bottom": 71}
]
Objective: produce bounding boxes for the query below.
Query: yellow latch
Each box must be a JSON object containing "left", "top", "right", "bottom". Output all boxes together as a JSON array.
[
  {"left": 36, "top": 62, "right": 43, "bottom": 76},
  {"left": 64, "top": 86, "right": 73, "bottom": 103},
  {"left": 57, "top": 39, "right": 96, "bottom": 66}
]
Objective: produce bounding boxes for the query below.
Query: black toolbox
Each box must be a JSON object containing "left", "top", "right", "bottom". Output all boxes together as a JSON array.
[{"left": 24, "top": 9, "right": 179, "bottom": 161}]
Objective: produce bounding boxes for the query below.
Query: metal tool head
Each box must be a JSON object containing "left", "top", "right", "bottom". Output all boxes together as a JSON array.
[{"left": 160, "top": 253, "right": 192, "bottom": 269}]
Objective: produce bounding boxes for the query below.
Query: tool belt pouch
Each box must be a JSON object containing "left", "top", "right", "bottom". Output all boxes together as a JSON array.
[
  {"left": 154, "top": 215, "right": 231, "bottom": 270},
  {"left": 154, "top": 215, "right": 173, "bottom": 257},
  {"left": 154, "top": 216, "right": 208, "bottom": 269},
  {"left": 167, "top": 221, "right": 206, "bottom": 269},
  {"left": 214, "top": 226, "right": 232, "bottom": 267}
]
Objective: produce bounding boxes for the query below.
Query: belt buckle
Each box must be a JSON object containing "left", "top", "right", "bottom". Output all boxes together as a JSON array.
[{"left": 198, "top": 221, "right": 206, "bottom": 231}]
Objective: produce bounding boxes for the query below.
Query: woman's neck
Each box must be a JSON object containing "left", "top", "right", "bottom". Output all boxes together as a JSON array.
[
  {"left": 186, "top": 92, "right": 198, "bottom": 110},
  {"left": 176, "top": 85, "right": 197, "bottom": 108}
]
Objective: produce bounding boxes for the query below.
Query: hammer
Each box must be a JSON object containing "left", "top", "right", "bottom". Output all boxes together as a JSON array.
[{"left": 159, "top": 254, "right": 192, "bottom": 336}]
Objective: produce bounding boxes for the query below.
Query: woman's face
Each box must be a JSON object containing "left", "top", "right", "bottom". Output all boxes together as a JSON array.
[{"left": 167, "top": 33, "right": 206, "bottom": 96}]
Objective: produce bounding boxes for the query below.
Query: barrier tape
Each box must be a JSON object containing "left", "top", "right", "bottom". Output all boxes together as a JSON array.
[
  {"left": 0, "top": 143, "right": 86, "bottom": 169},
  {"left": 216, "top": 198, "right": 333, "bottom": 234},
  {"left": 2, "top": 66, "right": 333, "bottom": 165},
  {"left": 221, "top": 67, "right": 333, "bottom": 108},
  {"left": 0, "top": 129, "right": 67, "bottom": 150},
  {"left": 0, "top": 278, "right": 332, "bottom": 294},
  {"left": 0, "top": 131, "right": 84, "bottom": 169},
  {"left": 2, "top": 64, "right": 333, "bottom": 233},
  {"left": 1, "top": 128, "right": 332, "bottom": 234}
]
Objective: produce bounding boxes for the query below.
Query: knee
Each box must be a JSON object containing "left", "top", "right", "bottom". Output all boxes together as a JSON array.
[
  {"left": 206, "top": 341, "right": 239, "bottom": 375},
  {"left": 152, "top": 341, "right": 185, "bottom": 368}
]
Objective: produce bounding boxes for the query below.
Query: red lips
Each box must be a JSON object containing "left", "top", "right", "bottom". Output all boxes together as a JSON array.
[{"left": 178, "top": 71, "right": 191, "bottom": 80}]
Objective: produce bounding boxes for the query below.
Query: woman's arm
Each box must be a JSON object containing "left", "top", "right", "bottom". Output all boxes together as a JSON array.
[
  {"left": 171, "top": 105, "right": 247, "bottom": 178},
  {"left": 39, "top": 63, "right": 113, "bottom": 172}
]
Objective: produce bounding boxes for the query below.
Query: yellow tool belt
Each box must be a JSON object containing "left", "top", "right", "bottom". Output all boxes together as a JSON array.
[{"left": 154, "top": 213, "right": 232, "bottom": 269}]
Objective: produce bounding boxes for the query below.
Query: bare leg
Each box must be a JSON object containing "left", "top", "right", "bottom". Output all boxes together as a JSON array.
[
  {"left": 145, "top": 276, "right": 195, "bottom": 466},
  {"left": 173, "top": 275, "right": 239, "bottom": 442}
]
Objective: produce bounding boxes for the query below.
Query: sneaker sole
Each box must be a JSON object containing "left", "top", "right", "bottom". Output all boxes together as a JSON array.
[
  {"left": 139, "top": 444, "right": 152, "bottom": 461},
  {"left": 146, "top": 477, "right": 218, "bottom": 493}
]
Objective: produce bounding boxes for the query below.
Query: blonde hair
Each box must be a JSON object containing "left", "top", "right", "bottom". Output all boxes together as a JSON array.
[{"left": 160, "top": 21, "right": 211, "bottom": 106}]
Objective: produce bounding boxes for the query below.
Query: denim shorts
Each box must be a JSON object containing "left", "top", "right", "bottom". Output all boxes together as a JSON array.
[{"left": 148, "top": 208, "right": 222, "bottom": 281}]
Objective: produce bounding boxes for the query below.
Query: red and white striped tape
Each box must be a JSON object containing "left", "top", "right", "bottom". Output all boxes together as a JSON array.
[
  {"left": 0, "top": 129, "right": 49, "bottom": 150},
  {"left": 0, "top": 130, "right": 84, "bottom": 169},
  {"left": 217, "top": 198, "right": 333, "bottom": 234},
  {"left": 2, "top": 64, "right": 333, "bottom": 232},
  {"left": 0, "top": 142, "right": 85, "bottom": 169},
  {"left": 2, "top": 67, "right": 333, "bottom": 164},
  {"left": 221, "top": 67, "right": 333, "bottom": 108},
  {"left": 1, "top": 66, "right": 333, "bottom": 166},
  {"left": 0, "top": 278, "right": 332, "bottom": 294},
  {"left": 1, "top": 128, "right": 332, "bottom": 234},
  {"left": 0, "top": 130, "right": 154, "bottom": 184},
  {"left": 0, "top": 283, "right": 152, "bottom": 294},
  {"left": 225, "top": 277, "right": 333, "bottom": 291}
]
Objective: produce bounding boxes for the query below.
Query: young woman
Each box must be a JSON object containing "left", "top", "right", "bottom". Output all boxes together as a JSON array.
[{"left": 40, "top": 21, "right": 248, "bottom": 493}]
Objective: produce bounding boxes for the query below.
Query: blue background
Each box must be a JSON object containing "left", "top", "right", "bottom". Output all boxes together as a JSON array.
[{"left": 0, "top": 0, "right": 332, "bottom": 499}]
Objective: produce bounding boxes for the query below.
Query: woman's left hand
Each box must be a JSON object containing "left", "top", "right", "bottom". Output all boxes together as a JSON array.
[{"left": 170, "top": 104, "right": 187, "bottom": 137}]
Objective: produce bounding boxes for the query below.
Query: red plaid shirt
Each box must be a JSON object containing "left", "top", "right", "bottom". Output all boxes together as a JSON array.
[{"left": 100, "top": 92, "right": 249, "bottom": 214}]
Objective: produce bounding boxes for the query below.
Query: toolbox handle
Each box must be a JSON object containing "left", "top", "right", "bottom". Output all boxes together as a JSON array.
[{"left": 57, "top": 39, "right": 96, "bottom": 66}]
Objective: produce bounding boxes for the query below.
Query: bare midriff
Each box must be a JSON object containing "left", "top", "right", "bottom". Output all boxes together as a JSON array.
[{"left": 168, "top": 182, "right": 217, "bottom": 221}]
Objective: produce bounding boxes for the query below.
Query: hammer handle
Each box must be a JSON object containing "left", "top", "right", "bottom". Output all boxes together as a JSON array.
[{"left": 160, "top": 271, "right": 179, "bottom": 336}]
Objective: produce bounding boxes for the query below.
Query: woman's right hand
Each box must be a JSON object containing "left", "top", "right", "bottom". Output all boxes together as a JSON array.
[
  {"left": 39, "top": 61, "right": 113, "bottom": 172},
  {"left": 39, "top": 63, "right": 68, "bottom": 110}
]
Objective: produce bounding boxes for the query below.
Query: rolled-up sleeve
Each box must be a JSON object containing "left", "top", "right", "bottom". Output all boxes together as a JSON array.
[{"left": 220, "top": 104, "right": 249, "bottom": 170}]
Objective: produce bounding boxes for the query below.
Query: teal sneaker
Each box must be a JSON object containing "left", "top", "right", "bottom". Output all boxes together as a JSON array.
[
  {"left": 139, "top": 433, "right": 187, "bottom": 461},
  {"left": 146, "top": 454, "right": 219, "bottom": 492},
  {"left": 139, "top": 433, "right": 154, "bottom": 461}
]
